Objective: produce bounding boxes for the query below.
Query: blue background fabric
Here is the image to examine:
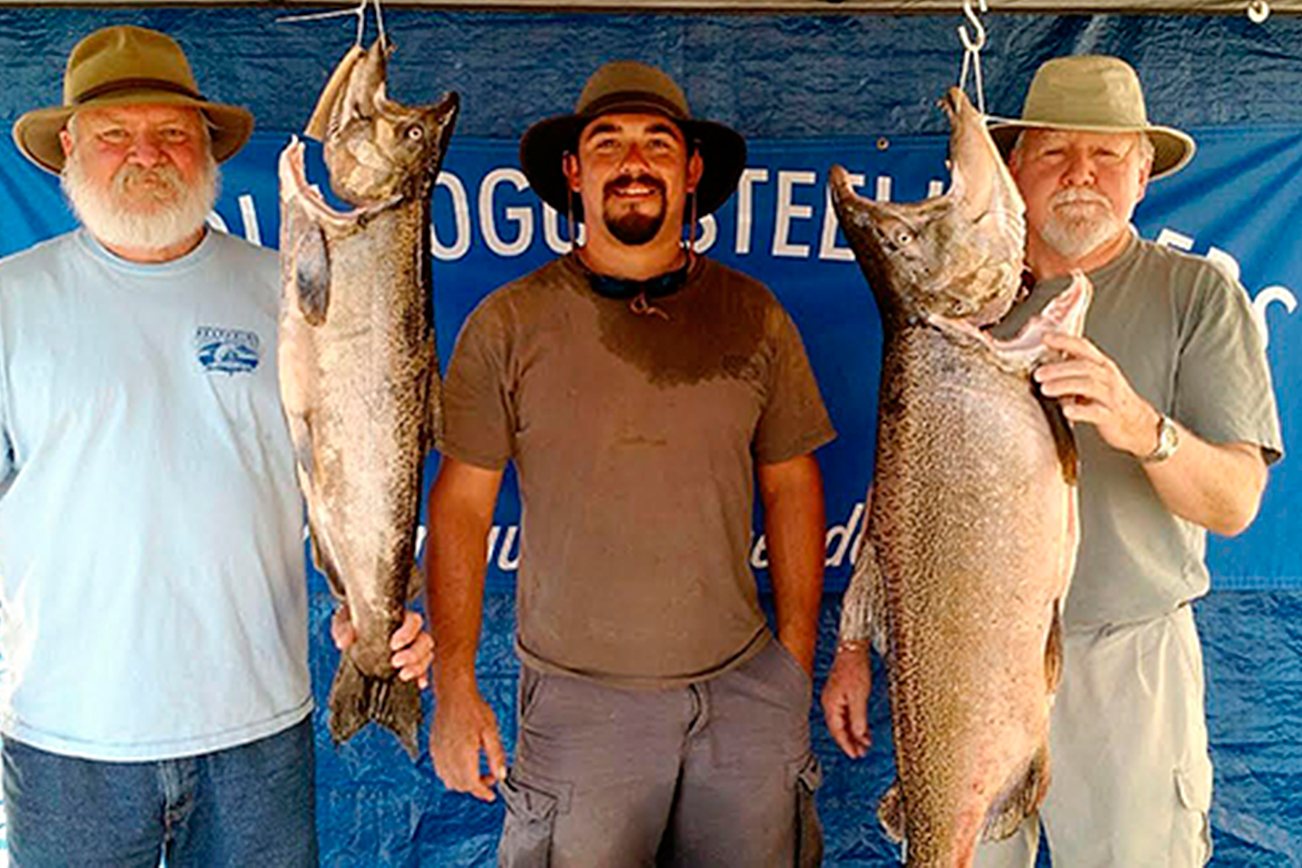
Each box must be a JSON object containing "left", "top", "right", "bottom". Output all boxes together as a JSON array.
[{"left": 0, "top": 6, "right": 1298, "bottom": 865}]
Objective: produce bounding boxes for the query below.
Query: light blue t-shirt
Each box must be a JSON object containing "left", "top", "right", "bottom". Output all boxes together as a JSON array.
[{"left": 0, "top": 228, "right": 310, "bottom": 762}]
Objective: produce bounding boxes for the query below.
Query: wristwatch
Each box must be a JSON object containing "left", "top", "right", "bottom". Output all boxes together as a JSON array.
[{"left": 1139, "top": 413, "right": 1180, "bottom": 463}]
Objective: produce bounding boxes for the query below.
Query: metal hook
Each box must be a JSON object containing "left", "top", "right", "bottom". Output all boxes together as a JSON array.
[
  {"left": 1247, "top": 0, "right": 1271, "bottom": 23},
  {"left": 956, "top": 0, "right": 990, "bottom": 115},
  {"left": 958, "top": 0, "right": 989, "bottom": 53}
]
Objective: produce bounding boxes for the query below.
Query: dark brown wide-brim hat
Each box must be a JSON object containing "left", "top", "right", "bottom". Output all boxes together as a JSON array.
[
  {"left": 13, "top": 25, "right": 254, "bottom": 175},
  {"left": 989, "top": 55, "right": 1195, "bottom": 180},
  {"left": 520, "top": 60, "right": 746, "bottom": 221}
]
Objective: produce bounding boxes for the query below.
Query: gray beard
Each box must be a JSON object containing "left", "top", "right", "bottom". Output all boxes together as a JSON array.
[
  {"left": 62, "top": 151, "right": 219, "bottom": 252},
  {"left": 1038, "top": 192, "right": 1127, "bottom": 260}
]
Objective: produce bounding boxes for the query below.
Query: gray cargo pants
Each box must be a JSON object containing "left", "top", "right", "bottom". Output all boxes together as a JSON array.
[{"left": 497, "top": 637, "right": 824, "bottom": 868}]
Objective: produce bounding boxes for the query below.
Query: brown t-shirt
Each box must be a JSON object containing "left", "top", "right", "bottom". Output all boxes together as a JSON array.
[{"left": 439, "top": 254, "right": 835, "bottom": 686}]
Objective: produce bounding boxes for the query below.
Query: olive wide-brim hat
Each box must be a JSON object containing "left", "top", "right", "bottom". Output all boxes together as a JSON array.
[
  {"left": 13, "top": 25, "right": 253, "bottom": 175},
  {"left": 989, "top": 55, "right": 1196, "bottom": 180},
  {"left": 520, "top": 60, "right": 747, "bottom": 221}
]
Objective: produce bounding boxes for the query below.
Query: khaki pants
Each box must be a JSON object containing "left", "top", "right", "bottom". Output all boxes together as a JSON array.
[{"left": 976, "top": 605, "right": 1214, "bottom": 868}]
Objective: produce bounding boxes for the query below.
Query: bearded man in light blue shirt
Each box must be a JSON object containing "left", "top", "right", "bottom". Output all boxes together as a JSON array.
[{"left": 0, "top": 25, "right": 432, "bottom": 866}]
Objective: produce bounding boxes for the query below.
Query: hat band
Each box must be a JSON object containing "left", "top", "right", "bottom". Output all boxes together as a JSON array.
[
  {"left": 73, "top": 77, "right": 203, "bottom": 106},
  {"left": 581, "top": 90, "right": 686, "bottom": 120}
]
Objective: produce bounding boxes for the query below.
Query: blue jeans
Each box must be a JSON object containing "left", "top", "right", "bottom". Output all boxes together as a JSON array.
[{"left": 2, "top": 717, "right": 317, "bottom": 867}]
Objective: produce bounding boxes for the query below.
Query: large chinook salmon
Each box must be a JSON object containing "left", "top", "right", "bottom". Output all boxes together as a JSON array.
[
  {"left": 829, "top": 88, "right": 1090, "bottom": 867},
  {"left": 277, "top": 41, "right": 458, "bottom": 756}
]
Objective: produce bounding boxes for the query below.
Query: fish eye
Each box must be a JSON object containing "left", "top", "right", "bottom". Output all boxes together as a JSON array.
[
  {"left": 405, "top": 126, "right": 424, "bottom": 142},
  {"left": 895, "top": 229, "right": 913, "bottom": 246}
]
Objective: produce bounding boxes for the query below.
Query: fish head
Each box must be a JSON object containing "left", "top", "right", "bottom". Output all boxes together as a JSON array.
[
  {"left": 323, "top": 41, "right": 460, "bottom": 206},
  {"left": 830, "top": 88, "right": 1026, "bottom": 330}
]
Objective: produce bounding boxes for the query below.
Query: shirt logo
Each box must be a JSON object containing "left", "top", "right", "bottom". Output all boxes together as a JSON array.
[{"left": 195, "top": 326, "right": 261, "bottom": 375}]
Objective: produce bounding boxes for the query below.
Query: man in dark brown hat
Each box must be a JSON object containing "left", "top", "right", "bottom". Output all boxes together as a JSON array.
[
  {"left": 0, "top": 24, "right": 431, "bottom": 866},
  {"left": 823, "top": 54, "right": 1280, "bottom": 867},
  {"left": 426, "top": 60, "right": 834, "bottom": 865}
]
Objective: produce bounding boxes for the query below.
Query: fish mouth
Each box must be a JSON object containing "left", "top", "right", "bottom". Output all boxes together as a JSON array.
[{"left": 993, "top": 270, "right": 1093, "bottom": 370}]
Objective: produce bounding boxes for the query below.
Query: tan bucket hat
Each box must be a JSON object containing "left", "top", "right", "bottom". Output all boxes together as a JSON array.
[
  {"left": 13, "top": 25, "right": 253, "bottom": 175},
  {"left": 519, "top": 60, "right": 746, "bottom": 221},
  {"left": 990, "top": 55, "right": 1195, "bottom": 180}
]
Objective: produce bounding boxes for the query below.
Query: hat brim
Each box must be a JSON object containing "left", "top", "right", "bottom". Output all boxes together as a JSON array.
[
  {"left": 519, "top": 110, "right": 746, "bottom": 222},
  {"left": 988, "top": 119, "right": 1196, "bottom": 180},
  {"left": 13, "top": 91, "right": 253, "bottom": 175}
]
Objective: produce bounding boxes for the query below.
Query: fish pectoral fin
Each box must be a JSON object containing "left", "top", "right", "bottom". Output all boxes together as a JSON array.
[
  {"left": 1045, "top": 603, "right": 1064, "bottom": 694},
  {"left": 1035, "top": 391, "right": 1079, "bottom": 486},
  {"left": 981, "top": 741, "right": 1051, "bottom": 842},
  {"left": 877, "top": 779, "right": 906, "bottom": 843},
  {"left": 292, "top": 224, "right": 331, "bottom": 326}
]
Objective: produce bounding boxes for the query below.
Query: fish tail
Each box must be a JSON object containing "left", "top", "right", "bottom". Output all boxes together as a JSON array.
[{"left": 327, "top": 655, "right": 423, "bottom": 759}]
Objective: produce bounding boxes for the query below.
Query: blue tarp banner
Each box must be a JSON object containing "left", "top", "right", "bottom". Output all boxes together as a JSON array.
[
  {"left": 3, "top": 127, "right": 1296, "bottom": 590},
  {"left": 0, "top": 7, "right": 1298, "bottom": 866}
]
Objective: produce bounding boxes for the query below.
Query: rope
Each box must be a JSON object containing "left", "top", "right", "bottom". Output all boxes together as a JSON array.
[{"left": 277, "top": 0, "right": 387, "bottom": 50}]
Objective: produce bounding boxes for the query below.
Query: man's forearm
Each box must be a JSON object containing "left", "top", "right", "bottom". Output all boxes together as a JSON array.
[
  {"left": 1139, "top": 418, "right": 1267, "bottom": 536},
  {"left": 759, "top": 455, "right": 826, "bottom": 674},
  {"left": 425, "top": 464, "right": 501, "bottom": 695},
  {"left": 426, "top": 509, "right": 489, "bottom": 693}
]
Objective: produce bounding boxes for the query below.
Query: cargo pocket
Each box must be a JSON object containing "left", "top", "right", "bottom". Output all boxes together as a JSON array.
[
  {"left": 1173, "top": 766, "right": 1213, "bottom": 867},
  {"left": 497, "top": 768, "right": 565, "bottom": 868},
  {"left": 791, "top": 754, "right": 824, "bottom": 868}
]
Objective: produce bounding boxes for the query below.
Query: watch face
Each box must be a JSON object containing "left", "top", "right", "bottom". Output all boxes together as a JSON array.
[
  {"left": 1154, "top": 415, "right": 1179, "bottom": 460},
  {"left": 1165, "top": 417, "right": 1179, "bottom": 444}
]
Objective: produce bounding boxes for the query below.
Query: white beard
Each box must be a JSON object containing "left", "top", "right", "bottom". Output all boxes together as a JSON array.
[
  {"left": 1038, "top": 187, "right": 1126, "bottom": 260},
  {"left": 61, "top": 150, "right": 219, "bottom": 252}
]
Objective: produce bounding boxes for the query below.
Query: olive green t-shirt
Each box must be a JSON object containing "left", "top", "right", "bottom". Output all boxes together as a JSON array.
[
  {"left": 439, "top": 255, "right": 835, "bottom": 685},
  {"left": 996, "top": 233, "right": 1282, "bottom": 629}
]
